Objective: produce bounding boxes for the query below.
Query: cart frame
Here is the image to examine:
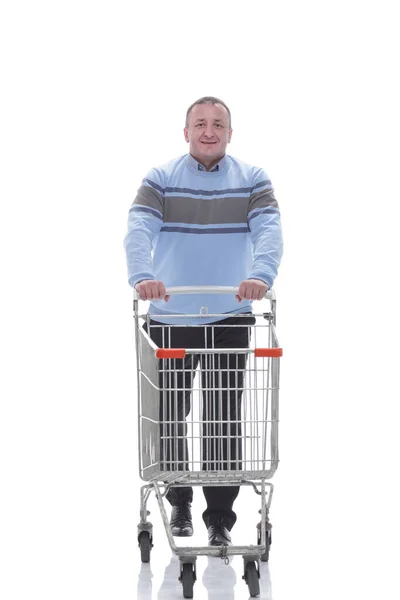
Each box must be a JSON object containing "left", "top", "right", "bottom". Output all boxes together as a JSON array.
[{"left": 133, "top": 286, "right": 282, "bottom": 598}]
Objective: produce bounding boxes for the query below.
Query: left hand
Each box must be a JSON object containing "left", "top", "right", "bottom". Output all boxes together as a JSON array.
[{"left": 236, "top": 279, "right": 269, "bottom": 302}]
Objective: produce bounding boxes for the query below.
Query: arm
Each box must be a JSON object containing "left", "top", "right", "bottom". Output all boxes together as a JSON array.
[
  {"left": 123, "top": 170, "right": 164, "bottom": 289},
  {"left": 237, "top": 170, "right": 283, "bottom": 301}
]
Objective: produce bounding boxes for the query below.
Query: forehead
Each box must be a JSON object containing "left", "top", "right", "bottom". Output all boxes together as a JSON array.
[{"left": 189, "top": 103, "right": 230, "bottom": 124}]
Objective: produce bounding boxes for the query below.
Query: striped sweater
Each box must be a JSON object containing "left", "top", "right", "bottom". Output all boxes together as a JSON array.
[{"left": 124, "top": 153, "right": 283, "bottom": 324}]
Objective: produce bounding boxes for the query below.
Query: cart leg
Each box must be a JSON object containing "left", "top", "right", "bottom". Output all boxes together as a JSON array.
[
  {"left": 139, "top": 484, "right": 153, "bottom": 522},
  {"left": 257, "top": 481, "right": 273, "bottom": 562},
  {"left": 257, "top": 517, "right": 272, "bottom": 562},
  {"left": 138, "top": 485, "right": 153, "bottom": 563}
]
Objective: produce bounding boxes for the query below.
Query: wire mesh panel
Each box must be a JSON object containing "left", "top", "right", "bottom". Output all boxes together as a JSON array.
[
  {"left": 137, "top": 329, "right": 161, "bottom": 480},
  {"left": 137, "top": 313, "right": 280, "bottom": 483}
]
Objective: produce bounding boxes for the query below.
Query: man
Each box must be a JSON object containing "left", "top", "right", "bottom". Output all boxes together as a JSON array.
[{"left": 124, "top": 96, "right": 283, "bottom": 546}]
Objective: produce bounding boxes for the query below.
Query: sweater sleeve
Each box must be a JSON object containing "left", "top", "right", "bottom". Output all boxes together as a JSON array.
[
  {"left": 123, "top": 169, "right": 164, "bottom": 288},
  {"left": 247, "top": 169, "right": 283, "bottom": 289}
]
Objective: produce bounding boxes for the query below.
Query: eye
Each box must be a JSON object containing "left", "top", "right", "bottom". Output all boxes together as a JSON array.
[{"left": 196, "top": 123, "right": 205, "bottom": 127}]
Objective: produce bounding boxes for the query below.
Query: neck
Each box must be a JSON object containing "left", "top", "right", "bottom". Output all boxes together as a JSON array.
[{"left": 190, "top": 152, "right": 224, "bottom": 171}]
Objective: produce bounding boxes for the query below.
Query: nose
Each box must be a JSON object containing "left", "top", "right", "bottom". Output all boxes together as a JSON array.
[{"left": 203, "top": 124, "right": 215, "bottom": 138}]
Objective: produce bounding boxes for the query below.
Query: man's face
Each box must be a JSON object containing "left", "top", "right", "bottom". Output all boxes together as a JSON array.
[{"left": 184, "top": 103, "right": 232, "bottom": 168}]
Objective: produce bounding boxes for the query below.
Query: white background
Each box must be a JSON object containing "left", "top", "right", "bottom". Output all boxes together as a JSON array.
[{"left": 1, "top": 1, "right": 399, "bottom": 598}]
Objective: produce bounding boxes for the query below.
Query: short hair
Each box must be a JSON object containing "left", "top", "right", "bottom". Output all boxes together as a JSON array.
[{"left": 185, "top": 96, "right": 232, "bottom": 128}]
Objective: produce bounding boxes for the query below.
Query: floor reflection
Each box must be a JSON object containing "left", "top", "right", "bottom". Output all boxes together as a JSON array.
[
  {"left": 137, "top": 553, "right": 273, "bottom": 599},
  {"left": 157, "top": 556, "right": 183, "bottom": 599},
  {"left": 258, "top": 562, "right": 273, "bottom": 599},
  {"left": 137, "top": 563, "right": 153, "bottom": 600},
  {"left": 202, "top": 556, "right": 236, "bottom": 600}
]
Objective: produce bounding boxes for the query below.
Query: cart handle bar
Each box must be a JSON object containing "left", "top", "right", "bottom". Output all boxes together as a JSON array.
[
  {"left": 134, "top": 285, "right": 274, "bottom": 300},
  {"left": 155, "top": 347, "right": 283, "bottom": 359}
]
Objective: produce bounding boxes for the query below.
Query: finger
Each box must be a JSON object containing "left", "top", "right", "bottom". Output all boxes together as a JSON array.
[
  {"left": 236, "top": 294, "right": 242, "bottom": 302},
  {"left": 138, "top": 285, "right": 147, "bottom": 301},
  {"left": 244, "top": 285, "right": 252, "bottom": 300},
  {"left": 158, "top": 281, "right": 167, "bottom": 299},
  {"left": 150, "top": 282, "right": 157, "bottom": 299},
  {"left": 250, "top": 286, "right": 258, "bottom": 300},
  {"left": 260, "top": 284, "right": 268, "bottom": 300},
  {"left": 164, "top": 295, "right": 170, "bottom": 303},
  {"left": 151, "top": 281, "right": 160, "bottom": 299}
]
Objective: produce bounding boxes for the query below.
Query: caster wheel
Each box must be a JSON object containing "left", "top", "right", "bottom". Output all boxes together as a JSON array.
[
  {"left": 257, "top": 527, "right": 271, "bottom": 562},
  {"left": 244, "top": 561, "right": 260, "bottom": 597},
  {"left": 180, "top": 562, "right": 195, "bottom": 598},
  {"left": 138, "top": 531, "right": 152, "bottom": 563}
]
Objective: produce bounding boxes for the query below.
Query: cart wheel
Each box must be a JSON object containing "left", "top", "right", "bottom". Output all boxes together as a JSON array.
[
  {"left": 244, "top": 561, "right": 260, "bottom": 597},
  {"left": 138, "top": 531, "right": 152, "bottom": 563},
  {"left": 181, "top": 563, "right": 195, "bottom": 599},
  {"left": 257, "top": 527, "right": 271, "bottom": 562}
]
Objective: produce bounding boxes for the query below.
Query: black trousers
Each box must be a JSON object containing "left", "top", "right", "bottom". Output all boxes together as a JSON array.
[{"left": 144, "top": 313, "right": 255, "bottom": 530}]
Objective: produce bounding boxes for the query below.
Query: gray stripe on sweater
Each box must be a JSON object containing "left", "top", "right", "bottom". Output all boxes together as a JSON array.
[
  {"left": 248, "top": 188, "right": 279, "bottom": 212},
  {"left": 133, "top": 185, "right": 164, "bottom": 213},
  {"left": 162, "top": 195, "right": 249, "bottom": 225},
  {"left": 132, "top": 185, "right": 279, "bottom": 225}
]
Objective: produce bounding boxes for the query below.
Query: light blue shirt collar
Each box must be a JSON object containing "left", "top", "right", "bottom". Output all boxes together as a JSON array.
[{"left": 187, "top": 153, "right": 227, "bottom": 172}]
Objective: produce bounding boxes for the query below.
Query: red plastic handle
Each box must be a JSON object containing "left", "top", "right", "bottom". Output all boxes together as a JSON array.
[
  {"left": 254, "top": 348, "right": 283, "bottom": 358},
  {"left": 155, "top": 348, "right": 186, "bottom": 359}
]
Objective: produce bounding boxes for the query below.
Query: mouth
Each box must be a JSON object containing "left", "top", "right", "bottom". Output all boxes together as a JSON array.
[{"left": 201, "top": 141, "right": 217, "bottom": 145}]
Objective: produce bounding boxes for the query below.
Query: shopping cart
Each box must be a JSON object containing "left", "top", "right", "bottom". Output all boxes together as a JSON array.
[{"left": 133, "top": 286, "right": 282, "bottom": 598}]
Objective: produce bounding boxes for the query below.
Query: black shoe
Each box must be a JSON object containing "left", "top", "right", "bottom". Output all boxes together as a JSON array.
[
  {"left": 170, "top": 503, "right": 193, "bottom": 537},
  {"left": 207, "top": 519, "right": 232, "bottom": 546}
]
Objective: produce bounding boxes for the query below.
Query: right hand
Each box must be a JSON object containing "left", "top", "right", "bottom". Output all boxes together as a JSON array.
[{"left": 135, "top": 280, "right": 170, "bottom": 302}]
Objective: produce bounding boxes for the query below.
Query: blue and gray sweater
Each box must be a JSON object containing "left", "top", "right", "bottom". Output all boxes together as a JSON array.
[{"left": 124, "top": 153, "right": 283, "bottom": 324}]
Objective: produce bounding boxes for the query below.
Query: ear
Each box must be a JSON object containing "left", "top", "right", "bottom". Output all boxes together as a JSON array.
[
  {"left": 184, "top": 127, "right": 189, "bottom": 143},
  {"left": 228, "top": 128, "right": 233, "bottom": 143}
]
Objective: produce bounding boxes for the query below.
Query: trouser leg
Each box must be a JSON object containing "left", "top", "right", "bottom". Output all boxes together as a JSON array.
[
  {"left": 144, "top": 319, "right": 201, "bottom": 506},
  {"left": 201, "top": 314, "right": 255, "bottom": 530},
  {"left": 160, "top": 353, "right": 199, "bottom": 505}
]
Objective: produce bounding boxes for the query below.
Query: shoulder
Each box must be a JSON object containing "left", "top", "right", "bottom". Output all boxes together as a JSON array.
[
  {"left": 226, "top": 155, "right": 272, "bottom": 189},
  {"left": 142, "top": 155, "right": 187, "bottom": 192}
]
